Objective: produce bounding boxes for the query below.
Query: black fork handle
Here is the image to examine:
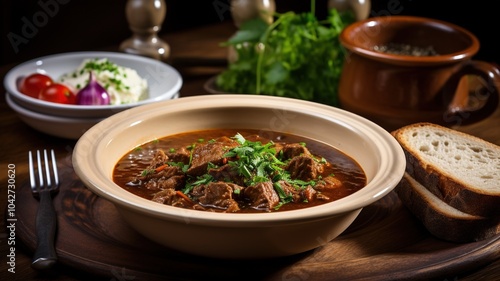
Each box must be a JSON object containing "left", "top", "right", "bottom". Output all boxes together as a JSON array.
[{"left": 32, "top": 191, "right": 57, "bottom": 270}]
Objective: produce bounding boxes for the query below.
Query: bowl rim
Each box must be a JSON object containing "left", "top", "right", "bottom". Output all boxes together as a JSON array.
[
  {"left": 6, "top": 92, "right": 105, "bottom": 122},
  {"left": 73, "top": 95, "right": 406, "bottom": 226},
  {"left": 4, "top": 51, "right": 183, "bottom": 111},
  {"left": 340, "top": 15, "right": 479, "bottom": 66}
]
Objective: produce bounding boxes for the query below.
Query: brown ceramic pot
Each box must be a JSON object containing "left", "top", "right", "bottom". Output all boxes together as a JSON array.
[{"left": 338, "top": 16, "right": 500, "bottom": 131}]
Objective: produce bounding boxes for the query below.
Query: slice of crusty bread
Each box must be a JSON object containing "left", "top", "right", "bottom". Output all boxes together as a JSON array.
[
  {"left": 395, "top": 172, "right": 500, "bottom": 243},
  {"left": 392, "top": 122, "right": 500, "bottom": 217}
]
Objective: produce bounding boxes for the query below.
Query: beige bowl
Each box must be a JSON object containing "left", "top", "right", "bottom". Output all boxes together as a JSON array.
[{"left": 72, "top": 95, "right": 406, "bottom": 259}]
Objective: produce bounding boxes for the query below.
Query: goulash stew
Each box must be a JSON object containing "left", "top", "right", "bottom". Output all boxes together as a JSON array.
[{"left": 113, "top": 129, "right": 367, "bottom": 213}]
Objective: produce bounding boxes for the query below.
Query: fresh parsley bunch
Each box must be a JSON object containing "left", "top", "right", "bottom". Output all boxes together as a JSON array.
[{"left": 216, "top": 6, "right": 355, "bottom": 106}]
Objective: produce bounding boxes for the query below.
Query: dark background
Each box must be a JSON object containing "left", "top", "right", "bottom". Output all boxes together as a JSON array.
[{"left": 1, "top": 0, "right": 498, "bottom": 66}]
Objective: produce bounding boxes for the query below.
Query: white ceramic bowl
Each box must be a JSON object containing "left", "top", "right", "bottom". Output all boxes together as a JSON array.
[
  {"left": 4, "top": 51, "right": 182, "bottom": 118},
  {"left": 6, "top": 93, "right": 104, "bottom": 139},
  {"left": 6, "top": 92, "right": 178, "bottom": 139},
  {"left": 72, "top": 95, "right": 406, "bottom": 259}
]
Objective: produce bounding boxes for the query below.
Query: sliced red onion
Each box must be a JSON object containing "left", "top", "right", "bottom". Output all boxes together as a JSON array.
[{"left": 76, "top": 71, "right": 110, "bottom": 105}]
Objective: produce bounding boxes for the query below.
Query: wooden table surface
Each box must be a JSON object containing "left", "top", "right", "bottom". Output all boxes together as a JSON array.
[{"left": 1, "top": 21, "right": 500, "bottom": 280}]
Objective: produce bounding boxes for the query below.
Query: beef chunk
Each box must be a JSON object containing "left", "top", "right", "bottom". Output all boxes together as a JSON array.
[
  {"left": 314, "top": 176, "right": 342, "bottom": 191},
  {"left": 152, "top": 188, "right": 176, "bottom": 204},
  {"left": 243, "top": 181, "right": 279, "bottom": 211},
  {"left": 151, "top": 166, "right": 184, "bottom": 179},
  {"left": 208, "top": 164, "right": 245, "bottom": 186},
  {"left": 286, "top": 155, "right": 323, "bottom": 181},
  {"left": 147, "top": 149, "right": 169, "bottom": 170},
  {"left": 166, "top": 147, "right": 190, "bottom": 164},
  {"left": 144, "top": 175, "right": 186, "bottom": 191},
  {"left": 139, "top": 165, "right": 185, "bottom": 191},
  {"left": 275, "top": 180, "right": 302, "bottom": 203},
  {"left": 301, "top": 185, "right": 317, "bottom": 202},
  {"left": 137, "top": 165, "right": 183, "bottom": 181},
  {"left": 152, "top": 188, "right": 192, "bottom": 208},
  {"left": 280, "top": 143, "right": 311, "bottom": 160},
  {"left": 191, "top": 182, "right": 241, "bottom": 212},
  {"left": 187, "top": 136, "right": 239, "bottom": 176},
  {"left": 275, "top": 180, "right": 318, "bottom": 203}
]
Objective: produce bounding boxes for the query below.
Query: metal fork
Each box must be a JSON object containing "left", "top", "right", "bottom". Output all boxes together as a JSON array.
[{"left": 29, "top": 149, "right": 59, "bottom": 270}]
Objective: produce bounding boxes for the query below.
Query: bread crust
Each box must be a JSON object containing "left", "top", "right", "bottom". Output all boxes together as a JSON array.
[
  {"left": 392, "top": 122, "right": 500, "bottom": 217},
  {"left": 395, "top": 173, "right": 500, "bottom": 243}
]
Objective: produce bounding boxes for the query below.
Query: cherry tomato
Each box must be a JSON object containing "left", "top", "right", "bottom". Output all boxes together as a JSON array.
[
  {"left": 38, "top": 83, "right": 77, "bottom": 104},
  {"left": 18, "top": 73, "right": 53, "bottom": 98}
]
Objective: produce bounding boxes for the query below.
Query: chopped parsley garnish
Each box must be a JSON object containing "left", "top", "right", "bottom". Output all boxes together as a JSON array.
[
  {"left": 145, "top": 133, "right": 326, "bottom": 209},
  {"left": 219, "top": 133, "right": 318, "bottom": 207},
  {"left": 223, "top": 133, "right": 286, "bottom": 186}
]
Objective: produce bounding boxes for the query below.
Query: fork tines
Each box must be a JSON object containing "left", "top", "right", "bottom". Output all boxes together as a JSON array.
[{"left": 29, "top": 149, "right": 59, "bottom": 194}]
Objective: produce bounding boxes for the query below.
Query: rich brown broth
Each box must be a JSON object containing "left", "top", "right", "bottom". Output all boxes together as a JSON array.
[{"left": 113, "top": 129, "right": 367, "bottom": 213}]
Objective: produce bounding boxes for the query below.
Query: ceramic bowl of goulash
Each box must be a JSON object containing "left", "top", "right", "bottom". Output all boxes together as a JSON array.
[{"left": 72, "top": 94, "right": 406, "bottom": 259}]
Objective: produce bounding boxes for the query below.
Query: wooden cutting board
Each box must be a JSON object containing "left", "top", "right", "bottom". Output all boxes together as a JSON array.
[{"left": 14, "top": 163, "right": 500, "bottom": 281}]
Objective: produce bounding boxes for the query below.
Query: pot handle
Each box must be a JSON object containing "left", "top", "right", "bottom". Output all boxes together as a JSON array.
[{"left": 443, "top": 60, "right": 500, "bottom": 126}]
